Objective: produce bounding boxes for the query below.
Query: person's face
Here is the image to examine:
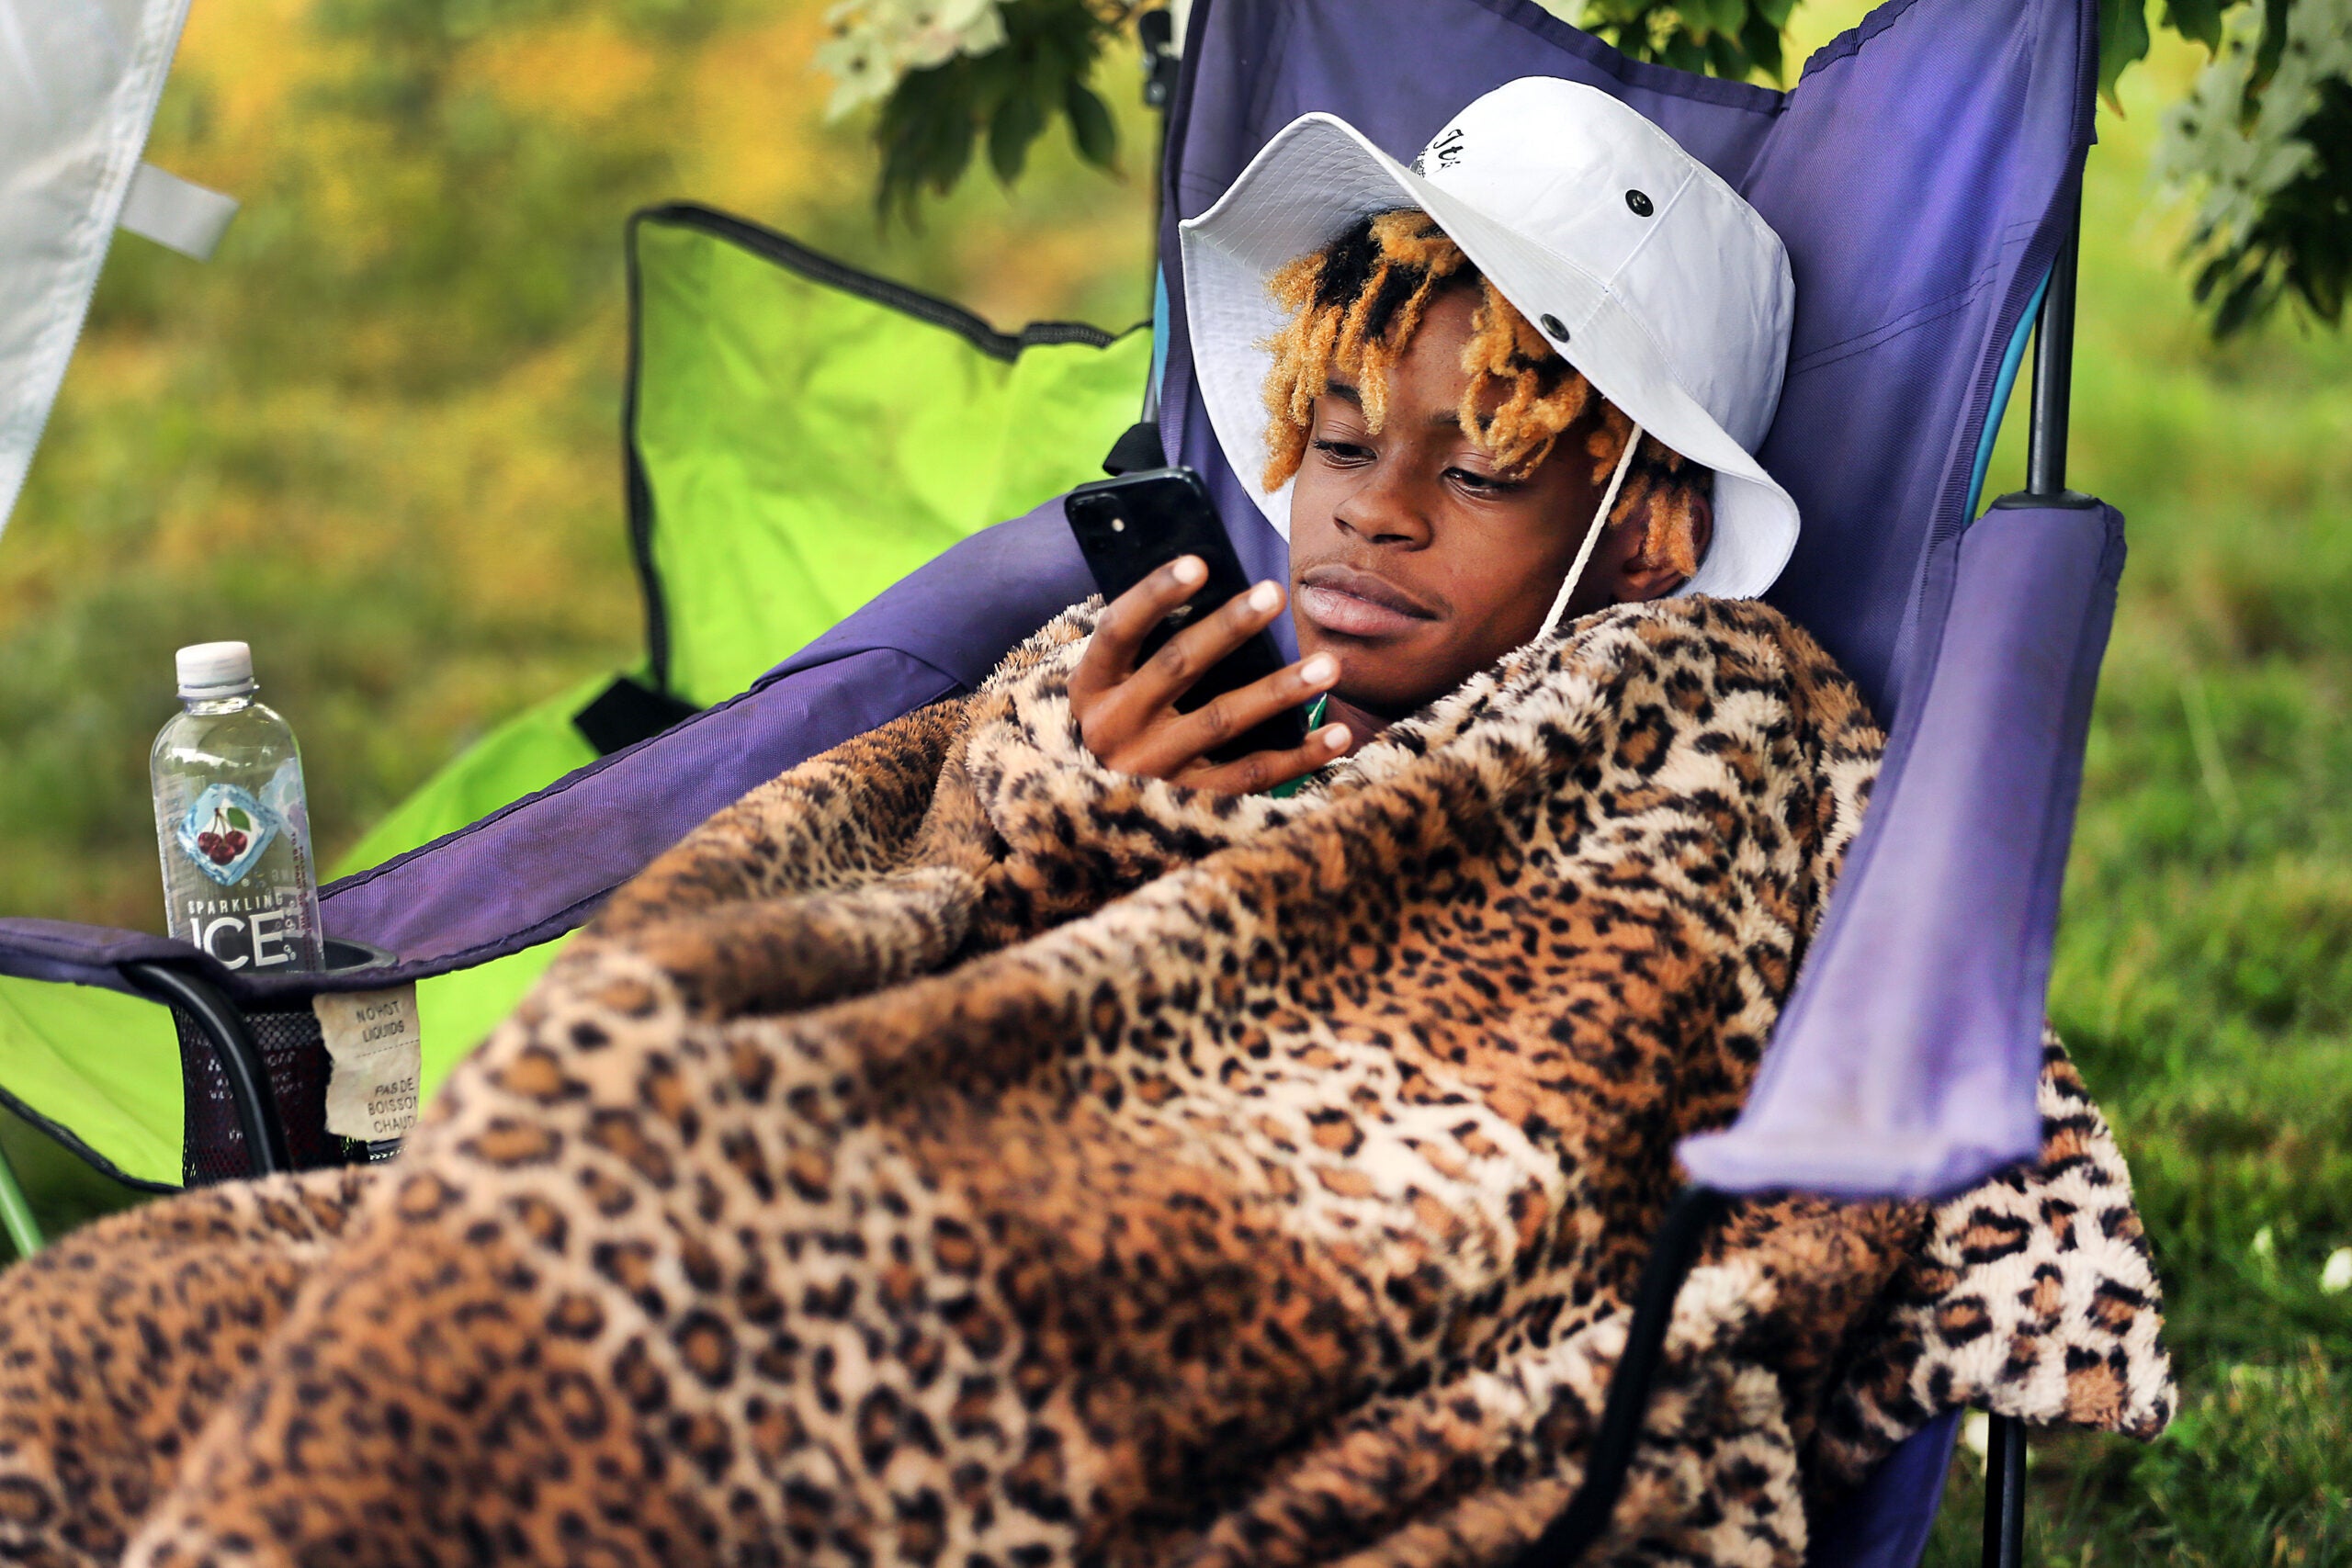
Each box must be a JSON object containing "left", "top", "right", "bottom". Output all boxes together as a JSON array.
[{"left": 1286, "top": 286, "right": 1696, "bottom": 720}]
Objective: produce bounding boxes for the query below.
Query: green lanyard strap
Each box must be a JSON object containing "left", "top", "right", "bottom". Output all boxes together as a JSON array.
[{"left": 1268, "top": 694, "right": 1334, "bottom": 800}]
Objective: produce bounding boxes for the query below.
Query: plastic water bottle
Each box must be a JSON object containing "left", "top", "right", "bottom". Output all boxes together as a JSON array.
[{"left": 151, "top": 642, "right": 324, "bottom": 973}]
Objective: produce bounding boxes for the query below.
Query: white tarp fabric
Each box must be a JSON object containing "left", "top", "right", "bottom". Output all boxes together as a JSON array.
[{"left": 0, "top": 0, "right": 198, "bottom": 536}]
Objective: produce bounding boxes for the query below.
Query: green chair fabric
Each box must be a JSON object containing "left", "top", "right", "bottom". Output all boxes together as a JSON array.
[
  {"left": 0, "top": 977, "right": 181, "bottom": 1190},
  {"left": 628, "top": 203, "right": 1151, "bottom": 710},
  {"left": 0, "top": 205, "right": 1148, "bottom": 1207}
]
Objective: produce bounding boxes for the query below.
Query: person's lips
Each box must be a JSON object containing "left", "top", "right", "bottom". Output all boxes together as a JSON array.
[{"left": 1294, "top": 563, "right": 1439, "bottom": 639}]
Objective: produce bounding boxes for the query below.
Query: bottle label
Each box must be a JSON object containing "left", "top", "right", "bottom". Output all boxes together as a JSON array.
[
  {"left": 313, "top": 986, "right": 424, "bottom": 1145},
  {"left": 174, "top": 783, "right": 282, "bottom": 886}
]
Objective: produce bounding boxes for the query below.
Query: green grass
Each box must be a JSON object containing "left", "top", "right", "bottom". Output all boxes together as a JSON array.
[{"left": 2, "top": 6, "right": 2347, "bottom": 1564}]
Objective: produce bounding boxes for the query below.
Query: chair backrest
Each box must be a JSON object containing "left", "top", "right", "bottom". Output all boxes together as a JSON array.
[
  {"left": 1156, "top": 0, "right": 2093, "bottom": 724},
  {"left": 1148, "top": 15, "right": 2101, "bottom": 1561}
]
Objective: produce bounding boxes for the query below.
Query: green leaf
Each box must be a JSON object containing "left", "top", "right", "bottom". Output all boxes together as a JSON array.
[
  {"left": 988, "top": 86, "right": 1047, "bottom": 186},
  {"left": 874, "top": 60, "right": 984, "bottom": 222},
  {"left": 1741, "top": 11, "right": 1785, "bottom": 81},
  {"left": 2099, "top": 0, "right": 2154, "bottom": 104},
  {"left": 2160, "top": 0, "right": 2226, "bottom": 52},
  {"left": 2178, "top": 73, "right": 2352, "bottom": 336},
  {"left": 2210, "top": 266, "right": 2270, "bottom": 337},
  {"left": 2250, "top": 0, "right": 2290, "bottom": 94},
  {"left": 925, "top": 110, "right": 977, "bottom": 197},
  {"left": 1682, "top": 0, "right": 1744, "bottom": 38},
  {"left": 225, "top": 807, "right": 252, "bottom": 830},
  {"left": 1063, "top": 78, "right": 1117, "bottom": 170}
]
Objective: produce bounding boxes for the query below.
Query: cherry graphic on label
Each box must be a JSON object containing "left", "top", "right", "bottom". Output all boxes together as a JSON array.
[
  {"left": 178, "top": 789, "right": 279, "bottom": 886},
  {"left": 196, "top": 806, "right": 256, "bottom": 868}
]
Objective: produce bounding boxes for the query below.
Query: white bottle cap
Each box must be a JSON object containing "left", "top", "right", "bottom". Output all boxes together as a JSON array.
[{"left": 176, "top": 641, "right": 256, "bottom": 699}]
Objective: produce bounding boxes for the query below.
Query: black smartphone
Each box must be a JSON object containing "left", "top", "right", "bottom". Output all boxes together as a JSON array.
[{"left": 1064, "top": 466, "right": 1308, "bottom": 759}]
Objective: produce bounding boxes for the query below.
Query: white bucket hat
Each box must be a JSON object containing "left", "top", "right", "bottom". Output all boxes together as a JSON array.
[{"left": 1179, "top": 77, "right": 1799, "bottom": 604}]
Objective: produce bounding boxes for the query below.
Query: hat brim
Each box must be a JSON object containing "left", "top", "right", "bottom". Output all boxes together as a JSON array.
[{"left": 1179, "top": 113, "right": 1797, "bottom": 601}]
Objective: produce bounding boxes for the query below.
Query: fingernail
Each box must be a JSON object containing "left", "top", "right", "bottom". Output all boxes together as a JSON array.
[
  {"left": 1173, "top": 556, "right": 1206, "bottom": 585},
  {"left": 1247, "top": 581, "right": 1280, "bottom": 613},
  {"left": 1319, "top": 725, "right": 1350, "bottom": 750},
  {"left": 1301, "top": 654, "right": 1338, "bottom": 685}
]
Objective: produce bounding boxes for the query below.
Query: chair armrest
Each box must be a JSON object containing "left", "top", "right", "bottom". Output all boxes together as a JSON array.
[
  {"left": 1682, "top": 495, "right": 2125, "bottom": 1200},
  {"left": 0, "top": 919, "right": 190, "bottom": 993}
]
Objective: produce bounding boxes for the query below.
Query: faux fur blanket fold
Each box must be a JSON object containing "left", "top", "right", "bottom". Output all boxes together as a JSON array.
[{"left": 0, "top": 599, "right": 2172, "bottom": 1568}]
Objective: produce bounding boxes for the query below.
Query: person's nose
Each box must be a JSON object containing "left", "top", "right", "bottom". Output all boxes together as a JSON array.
[{"left": 1329, "top": 458, "right": 1433, "bottom": 548}]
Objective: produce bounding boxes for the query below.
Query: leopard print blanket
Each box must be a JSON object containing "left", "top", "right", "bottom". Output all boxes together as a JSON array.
[{"left": 0, "top": 598, "right": 2171, "bottom": 1568}]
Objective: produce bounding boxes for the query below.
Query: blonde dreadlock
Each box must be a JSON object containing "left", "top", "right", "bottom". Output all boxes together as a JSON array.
[{"left": 1261, "top": 209, "right": 1710, "bottom": 581}]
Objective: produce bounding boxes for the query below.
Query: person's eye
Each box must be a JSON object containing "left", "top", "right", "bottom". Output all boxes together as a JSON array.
[
  {"left": 1447, "top": 466, "right": 1521, "bottom": 496},
  {"left": 1311, "top": 437, "right": 1374, "bottom": 466}
]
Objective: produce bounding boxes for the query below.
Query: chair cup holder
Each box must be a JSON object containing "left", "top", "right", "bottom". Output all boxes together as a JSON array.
[{"left": 174, "top": 939, "right": 400, "bottom": 1186}]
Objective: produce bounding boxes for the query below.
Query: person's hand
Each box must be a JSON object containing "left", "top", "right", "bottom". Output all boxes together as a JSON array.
[{"left": 1068, "top": 556, "right": 1354, "bottom": 795}]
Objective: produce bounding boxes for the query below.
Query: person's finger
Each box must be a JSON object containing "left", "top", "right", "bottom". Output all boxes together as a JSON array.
[
  {"left": 1069, "top": 556, "right": 1210, "bottom": 702},
  {"left": 1124, "top": 649, "right": 1341, "bottom": 779},
  {"left": 1082, "top": 575, "right": 1289, "bottom": 746},
  {"left": 1119, "top": 577, "right": 1288, "bottom": 717},
  {"left": 1184, "top": 722, "right": 1355, "bottom": 796}
]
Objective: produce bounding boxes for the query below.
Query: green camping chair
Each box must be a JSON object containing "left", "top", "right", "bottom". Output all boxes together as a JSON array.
[{"left": 0, "top": 202, "right": 1149, "bottom": 1248}]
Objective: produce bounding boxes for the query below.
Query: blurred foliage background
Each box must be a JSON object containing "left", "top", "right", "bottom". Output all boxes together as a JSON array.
[
  {"left": 848, "top": 0, "right": 2351, "bottom": 334},
  {"left": 0, "top": 0, "right": 1160, "bottom": 931},
  {"left": 0, "top": 0, "right": 2346, "bottom": 1562}
]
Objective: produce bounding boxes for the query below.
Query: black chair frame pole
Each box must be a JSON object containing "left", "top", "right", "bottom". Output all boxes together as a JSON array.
[
  {"left": 1139, "top": 5, "right": 1180, "bottom": 432},
  {"left": 2026, "top": 189, "right": 2082, "bottom": 506},
  {"left": 1973, "top": 178, "right": 2086, "bottom": 1568},
  {"left": 1982, "top": 1404, "right": 2030, "bottom": 1568},
  {"left": 1518, "top": 1186, "right": 1731, "bottom": 1566},
  {"left": 122, "top": 961, "right": 290, "bottom": 1179}
]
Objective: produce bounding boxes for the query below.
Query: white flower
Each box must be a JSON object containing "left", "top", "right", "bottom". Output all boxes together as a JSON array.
[
  {"left": 2252, "top": 1224, "right": 2275, "bottom": 1261},
  {"left": 2322, "top": 1247, "right": 2352, "bottom": 1295},
  {"left": 897, "top": 0, "right": 1008, "bottom": 70},
  {"left": 814, "top": 28, "right": 899, "bottom": 120},
  {"left": 814, "top": 0, "right": 1011, "bottom": 121}
]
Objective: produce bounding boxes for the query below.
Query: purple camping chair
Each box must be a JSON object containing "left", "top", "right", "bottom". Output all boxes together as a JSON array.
[{"left": 0, "top": 0, "right": 2119, "bottom": 1561}]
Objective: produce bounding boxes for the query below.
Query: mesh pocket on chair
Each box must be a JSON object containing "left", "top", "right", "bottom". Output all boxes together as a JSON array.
[{"left": 175, "top": 1002, "right": 353, "bottom": 1186}]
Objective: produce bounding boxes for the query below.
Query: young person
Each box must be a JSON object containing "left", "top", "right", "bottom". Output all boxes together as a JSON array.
[{"left": 1069, "top": 77, "right": 1799, "bottom": 795}]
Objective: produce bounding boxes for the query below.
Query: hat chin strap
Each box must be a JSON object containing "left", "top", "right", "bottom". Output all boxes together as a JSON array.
[{"left": 1539, "top": 422, "right": 1643, "bottom": 640}]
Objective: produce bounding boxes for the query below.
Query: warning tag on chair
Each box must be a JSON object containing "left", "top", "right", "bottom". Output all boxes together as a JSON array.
[
  {"left": 312, "top": 987, "right": 423, "bottom": 1145},
  {"left": 117, "top": 163, "right": 240, "bottom": 262}
]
